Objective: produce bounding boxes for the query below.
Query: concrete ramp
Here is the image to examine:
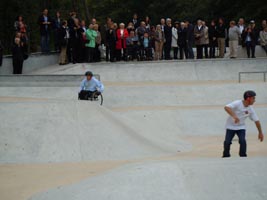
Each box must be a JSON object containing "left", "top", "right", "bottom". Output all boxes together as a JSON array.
[
  {"left": 28, "top": 158, "right": 267, "bottom": 200},
  {"left": 0, "top": 100, "right": 190, "bottom": 163}
]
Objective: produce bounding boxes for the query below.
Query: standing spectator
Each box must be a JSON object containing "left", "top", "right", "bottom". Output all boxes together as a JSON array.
[
  {"left": 71, "top": 18, "right": 84, "bottom": 63},
  {"left": 185, "top": 20, "right": 195, "bottom": 59},
  {"left": 208, "top": 20, "right": 217, "bottom": 58},
  {"left": 106, "top": 23, "right": 116, "bottom": 62},
  {"left": 53, "top": 11, "right": 61, "bottom": 52},
  {"left": 102, "top": 17, "right": 112, "bottom": 62},
  {"left": 67, "top": 11, "right": 77, "bottom": 63},
  {"left": 259, "top": 27, "right": 267, "bottom": 55},
  {"left": 37, "top": 9, "right": 52, "bottom": 53},
  {"left": 14, "top": 15, "right": 27, "bottom": 33},
  {"left": 58, "top": 20, "right": 69, "bottom": 65},
  {"left": 91, "top": 18, "right": 97, "bottom": 26},
  {"left": 145, "top": 16, "right": 151, "bottom": 31},
  {"left": 160, "top": 18, "right": 166, "bottom": 31},
  {"left": 228, "top": 20, "right": 241, "bottom": 58},
  {"left": 85, "top": 24, "right": 97, "bottom": 62},
  {"left": 127, "top": 22, "right": 135, "bottom": 33},
  {"left": 242, "top": 24, "right": 257, "bottom": 58},
  {"left": 154, "top": 24, "right": 165, "bottom": 60},
  {"left": 250, "top": 20, "right": 259, "bottom": 44},
  {"left": 178, "top": 22, "right": 188, "bottom": 60},
  {"left": 0, "top": 40, "right": 3, "bottom": 66},
  {"left": 136, "top": 21, "right": 146, "bottom": 45},
  {"left": 171, "top": 22, "right": 179, "bottom": 59},
  {"left": 216, "top": 17, "right": 227, "bottom": 58},
  {"left": 149, "top": 25, "right": 156, "bottom": 51},
  {"left": 130, "top": 13, "right": 140, "bottom": 29},
  {"left": 116, "top": 23, "right": 129, "bottom": 61},
  {"left": 202, "top": 21, "right": 209, "bottom": 58},
  {"left": 261, "top": 20, "right": 267, "bottom": 31},
  {"left": 80, "top": 20, "right": 87, "bottom": 62},
  {"left": 160, "top": 18, "right": 166, "bottom": 59},
  {"left": 194, "top": 20, "right": 205, "bottom": 59},
  {"left": 67, "top": 11, "right": 76, "bottom": 30},
  {"left": 237, "top": 18, "right": 246, "bottom": 46},
  {"left": 12, "top": 37, "right": 24, "bottom": 74},
  {"left": 164, "top": 18, "right": 172, "bottom": 60},
  {"left": 94, "top": 24, "right": 102, "bottom": 62}
]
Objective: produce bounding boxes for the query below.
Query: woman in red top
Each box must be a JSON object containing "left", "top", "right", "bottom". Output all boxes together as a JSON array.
[{"left": 116, "top": 23, "right": 129, "bottom": 61}]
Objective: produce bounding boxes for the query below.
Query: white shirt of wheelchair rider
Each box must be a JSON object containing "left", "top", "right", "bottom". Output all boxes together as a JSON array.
[
  {"left": 225, "top": 100, "right": 259, "bottom": 130},
  {"left": 80, "top": 76, "right": 104, "bottom": 93}
]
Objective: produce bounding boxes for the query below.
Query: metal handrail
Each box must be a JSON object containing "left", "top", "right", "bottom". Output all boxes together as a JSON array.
[{"left": 238, "top": 71, "right": 267, "bottom": 83}]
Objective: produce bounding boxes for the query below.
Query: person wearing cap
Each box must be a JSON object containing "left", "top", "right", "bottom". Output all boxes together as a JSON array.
[
  {"left": 223, "top": 90, "right": 264, "bottom": 157},
  {"left": 78, "top": 71, "right": 104, "bottom": 100}
]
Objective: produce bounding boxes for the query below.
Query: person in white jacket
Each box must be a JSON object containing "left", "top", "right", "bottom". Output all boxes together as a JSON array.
[{"left": 171, "top": 22, "right": 179, "bottom": 59}]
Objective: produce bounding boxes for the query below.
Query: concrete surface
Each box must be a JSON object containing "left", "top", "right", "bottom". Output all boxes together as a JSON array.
[
  {"left": 0, "top": 59, "right": 266, "bottom": 200},
  {"left": 28, "top": 158, "right": 267, "bottom": 200}
]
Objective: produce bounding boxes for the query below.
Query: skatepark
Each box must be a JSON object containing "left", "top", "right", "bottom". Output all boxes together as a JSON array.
[{"left": 0, "top": 58, "right": 267, "bottom": 200}]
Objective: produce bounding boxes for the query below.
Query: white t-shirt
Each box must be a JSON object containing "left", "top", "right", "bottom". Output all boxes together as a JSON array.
[{"left": 225, "top": 100, "right": 259, "bottom": 130}]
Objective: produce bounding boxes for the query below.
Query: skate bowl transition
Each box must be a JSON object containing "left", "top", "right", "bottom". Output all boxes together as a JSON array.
[{"left": 0, "top": 58, "right": 267, "bottom": 200}]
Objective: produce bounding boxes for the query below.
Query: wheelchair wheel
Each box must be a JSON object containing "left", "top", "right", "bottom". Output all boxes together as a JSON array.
[{"left": 89, "top": 91, "right": 103, "bottom": 106}]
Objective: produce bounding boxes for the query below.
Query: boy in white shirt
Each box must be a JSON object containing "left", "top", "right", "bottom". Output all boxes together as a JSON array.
[{"left": 223, "top": 90, "right": 264, "bottom": 157}]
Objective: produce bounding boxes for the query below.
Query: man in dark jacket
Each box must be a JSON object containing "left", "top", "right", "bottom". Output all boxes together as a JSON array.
[
  {"left": 216, "top": 17, "right": 227, "bottom": 58},
  {"left": 12, "top": 37, "right": 24, "bottom": 74},
  {"left": 178, "top": 22, "right": 188, "bottom": 59},
  {"left": 185, "top": 20, "right": 195, "bottom": 59},
  {"left": 106, "top": 23, "right": 117, "bottom": 62},
  {"left": 242, "top": 22, "right": 258, "bottom": 58},
  {"left": 37, "top": 9, "right": 52, "bottom": 53},
  {"left": 208, "top": 20, "right": 217, "bottom": 58},
  {"left": 164, "top": 18, "right": 172, "bottom": 60}
]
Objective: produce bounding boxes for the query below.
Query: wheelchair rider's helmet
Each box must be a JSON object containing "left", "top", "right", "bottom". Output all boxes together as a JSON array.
[{"left": 85, "top": 71, "right": 93, "bottom": 77}]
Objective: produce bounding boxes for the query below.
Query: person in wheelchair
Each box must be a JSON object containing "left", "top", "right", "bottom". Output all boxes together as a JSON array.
[
  {"left": 78, "top": 71, "right": 104, "bottom": 100},
  {"left": 141, "top": 32, "right": 153, "bottom": 60},
  {"left": 126, "top": 30, "right": 140, "bottom": 61}
]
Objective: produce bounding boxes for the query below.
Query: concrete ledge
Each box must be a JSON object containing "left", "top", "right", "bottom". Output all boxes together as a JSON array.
[
  {"left": 0, "top": 52, "right": 59, "bottom": 75},
  {"left": 0, "top": 74, "right": 100, "bottom": 87}
]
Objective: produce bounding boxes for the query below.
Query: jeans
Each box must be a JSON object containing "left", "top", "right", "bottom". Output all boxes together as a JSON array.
[
  {"left": 41, "top": 33, "right": 50, "bottom": 53},
  {"left": 223, "top": 129, "right": 247, "bottom": 157}
]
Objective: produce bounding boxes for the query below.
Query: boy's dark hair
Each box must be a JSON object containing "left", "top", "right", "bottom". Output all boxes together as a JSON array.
[{"left": 244, "top": 90, "right": 256, "bottom": 100}]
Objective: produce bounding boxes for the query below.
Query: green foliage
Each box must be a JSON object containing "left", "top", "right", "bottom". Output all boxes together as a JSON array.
[{"left": 0, "top": 0, "right": 266, "bottom": 54}]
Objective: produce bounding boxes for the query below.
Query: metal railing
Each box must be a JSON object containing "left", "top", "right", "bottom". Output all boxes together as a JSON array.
[{"left": 238, "top": 71, "right": 267, "bottom": 83}]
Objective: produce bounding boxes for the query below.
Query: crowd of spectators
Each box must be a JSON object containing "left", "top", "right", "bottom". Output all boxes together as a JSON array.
[{"left": 11, "top": 9, "right": 267, "bottom": 70}]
